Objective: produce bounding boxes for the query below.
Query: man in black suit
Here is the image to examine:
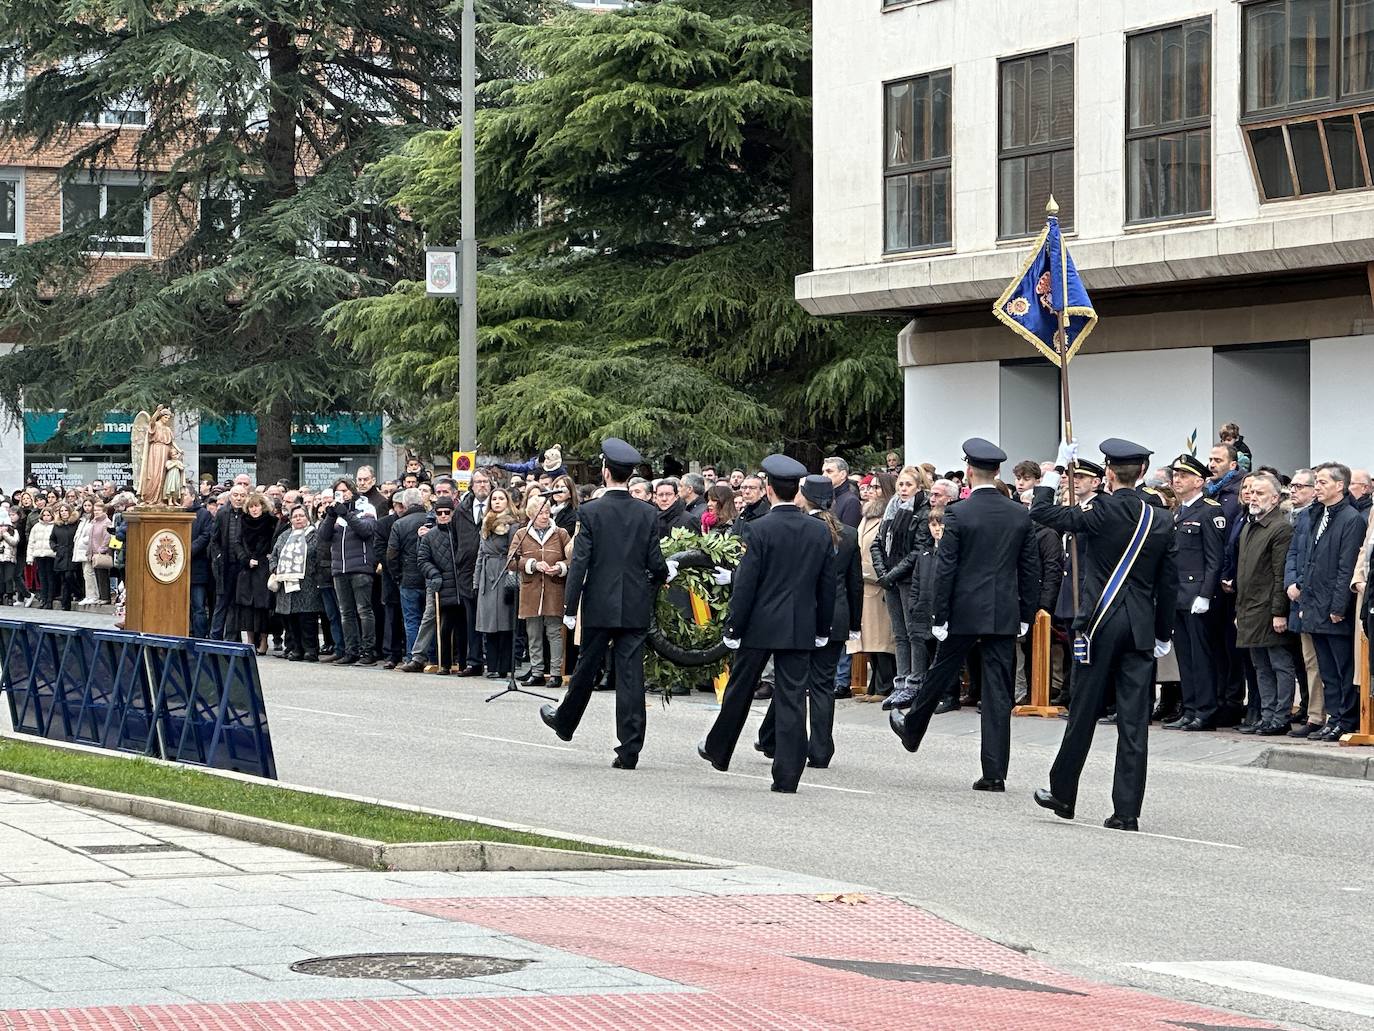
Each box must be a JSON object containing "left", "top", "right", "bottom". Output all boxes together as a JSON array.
[
  {"left": 889, "top": 438, "right": 1041, "bottom": 791},
  {"left": 753, "top": 474, "right": 863, "bottom": 769},
  {"left": 1029, "top": 438, "right": 1179, "bottom": 831},
  {"left": 698, "top": 455, "right": 836, "bottom": 792},
  {"left": 540, "top": 438, "right": 669, "bottom": 768}
]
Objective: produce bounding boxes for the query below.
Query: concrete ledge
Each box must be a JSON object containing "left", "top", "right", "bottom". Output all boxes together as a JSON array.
[
  {"left": 0, "top": 767, "right": 706, "bottom": 873},
  {"left": 1250, "top": 747, "right": 1374, "bottom": 781}
]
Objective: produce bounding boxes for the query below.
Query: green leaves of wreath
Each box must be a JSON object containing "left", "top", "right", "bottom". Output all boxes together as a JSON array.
[{"left": 646, "top": 528, "right": 744, "bottom": 697}]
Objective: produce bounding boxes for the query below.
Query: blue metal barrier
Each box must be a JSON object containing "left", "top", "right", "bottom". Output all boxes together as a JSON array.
[{"left": 0, "top": 619, "right": 276, "bottom": 779}]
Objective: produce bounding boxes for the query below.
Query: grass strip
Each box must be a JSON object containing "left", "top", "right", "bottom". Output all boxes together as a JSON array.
[{"left": 0, "top": 737, "right": 657, "bottom": 859}]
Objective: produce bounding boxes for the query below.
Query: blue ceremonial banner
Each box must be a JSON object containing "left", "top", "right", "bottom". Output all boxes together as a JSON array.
[{"left": 992, "top": 213, "right": 1098, "bottom": 367}]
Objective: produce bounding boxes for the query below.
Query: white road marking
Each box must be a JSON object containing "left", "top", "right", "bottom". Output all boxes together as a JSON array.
[
  {"left": 460, "top": 732, "right": 574, "bottom": 752},
  {"left": 273, "top": 705, "right": 364, "bottom": 720},
  {"left": 1089, "top": 826, "right": 1242, "bottom": 850},
  {"left": 1133, "top": 961, "right": 1374, "bottom": 1018},
  {"left": 718, "top": 771, "right": 873, "bottom": 795}
]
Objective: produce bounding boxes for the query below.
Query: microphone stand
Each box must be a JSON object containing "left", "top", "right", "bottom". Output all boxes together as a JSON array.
[{"left": 486, "top": 489, "right": 559, "bottom": 703}]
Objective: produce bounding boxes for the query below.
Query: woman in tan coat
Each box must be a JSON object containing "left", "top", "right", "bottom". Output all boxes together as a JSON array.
[
  {"left": 507, "top": 495, "right": 571, "bottom": 687},
  {"left": 849, "top": 474, "right": 897, "bottom": 700}
]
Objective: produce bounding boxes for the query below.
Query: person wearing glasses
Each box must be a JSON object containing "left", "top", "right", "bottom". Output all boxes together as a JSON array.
[
  {"left": 549, "top": 474, "right": 579, "bottom": 536},
  {"left": 736, "top": 474, "right": 770, "bottom": 536}
]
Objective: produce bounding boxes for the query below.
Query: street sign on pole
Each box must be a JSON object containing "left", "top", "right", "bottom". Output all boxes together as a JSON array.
[{"left": 425, "top": 248, "right": 460, "bottom": 297}]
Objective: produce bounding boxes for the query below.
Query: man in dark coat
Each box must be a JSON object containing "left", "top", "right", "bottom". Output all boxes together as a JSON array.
[
  {"left": 186, "top": 494, "right": 215, "bottom": 638},
  {"left": 1234, "top": 473, "right": 1296, "bottom": 735},
  {"left": 540, "top": 439, "right": 670, "bottom": 768},
  {"left": 1030, "top": 438, "right": 1178, "bottom": 831},
  {"left": 1296, "top": 463, "right": 1366, "bottom": 739},
  {"left": 823, "top": 457, "right": 863, "bottom": 529},
  {"left": 384, "top": 489, "right": 430, "bottom": 665},
  {"left": 754, "top": 475, "right": 862, "bottom": 769},
  {"left": 209, "top": 483, "right": 247, "bottom": 639},
  {"left": 653, "top": 478, "right": 698, "bottom": 537},
  {"left": 698, "top": 456, "right": 836, "bottom": 792},
  {"left": 889, "top": 439, "right": 1040, "bottom": 791},
  {"left": 735, "top": 474, "right": 770, "bottom": 540}
]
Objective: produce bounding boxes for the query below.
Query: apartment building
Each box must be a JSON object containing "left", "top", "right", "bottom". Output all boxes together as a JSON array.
[{"left": 799, "top": 0, "right": 1374, "bottom": 475}]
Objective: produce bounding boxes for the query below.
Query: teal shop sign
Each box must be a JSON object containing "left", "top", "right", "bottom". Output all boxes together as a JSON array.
[
  {"left": 199, "top": 413, "right": 382, "bottom": 448},
  {"left": 24, "top": 411, "right": 137, "bottom": 446}
]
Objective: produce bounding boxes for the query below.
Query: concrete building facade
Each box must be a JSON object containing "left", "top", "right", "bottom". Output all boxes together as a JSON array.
[{"left": 799, "top": 0, "right": 1374, "bottom": 475}]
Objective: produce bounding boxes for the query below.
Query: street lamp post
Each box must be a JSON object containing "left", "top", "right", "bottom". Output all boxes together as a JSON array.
[{"left": 459, "top": 0, "right": 477, "bottom": 454}]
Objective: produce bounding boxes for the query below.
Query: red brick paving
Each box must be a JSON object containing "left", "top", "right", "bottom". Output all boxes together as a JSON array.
[{"left": 1, "top": 893, "right": 1283, "bottom": 1030}]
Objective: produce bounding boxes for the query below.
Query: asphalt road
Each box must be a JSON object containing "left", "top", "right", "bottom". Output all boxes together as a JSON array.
[{"left": 5, "top": 605, "right": 1372, "bottom": 1031}]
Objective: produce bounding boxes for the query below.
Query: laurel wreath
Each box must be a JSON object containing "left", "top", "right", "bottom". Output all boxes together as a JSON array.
[{"left": 645, "top": 528, "right": 744, "bottom": 696}]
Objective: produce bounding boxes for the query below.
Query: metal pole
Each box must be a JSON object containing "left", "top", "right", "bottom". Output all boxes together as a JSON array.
[
  {"left": 459, "top": 0, "right": 478, "bottom": 453},
  {"left": 1047, "top": 195, "right": 1080, "bottom": 619}
]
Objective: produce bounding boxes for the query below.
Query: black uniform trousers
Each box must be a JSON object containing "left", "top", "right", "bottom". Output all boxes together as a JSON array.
[
  {"left": 1174, "top": 609, "right": 1217, "bottom": 722},
  {"left": 704, "top": 646, "right": 812, "bottom": 790},
  {"left": 756, "top": 641, "right": 841, "bottom": 768},
  {"left": 896, "top": 633, "right": 1016, "bottom": 780},
  {"left": 551, "top": 625, "right": 649, "bottom": 762},
  {"left": 1049, "top": 608, "right": 1152, "bottom": 819}
]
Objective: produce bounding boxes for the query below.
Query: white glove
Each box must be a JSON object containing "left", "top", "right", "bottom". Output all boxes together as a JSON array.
[
  {"left": 562, "top": 615, "right": 577, "bottom": 631},
  {"left": 1018, "top": 622, "right": 1029, "bottom": 639},
  {"left": 814, "top": 636, "right": 828, "bottom": 648},
  {"left": 848, "top": 630, "right": 861, "bottom": 643},
  {"left": 931, "top": 623, "right": 949, "bottom": 642},
  {"left": 711, "top": 566, "right": 732, "bottom": 586},
  {"left": 1190, "top": 597, "right": 1210, "bottom": 615},
  {"left": 1056, "top": 439, "right": 1078, "bottom": 470},
  {"left": 722, "top": 635, "right": 741, "bottom": 650},
  {"left": 1153, "top": 639, "right": 1172, "bottom": 659},
  {"left": 665, "top": 558, "right": 680, "bottom": 583}
]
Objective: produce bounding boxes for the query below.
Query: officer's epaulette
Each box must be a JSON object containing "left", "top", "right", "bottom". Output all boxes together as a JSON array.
[
  {"left": 1202, "top": 497, "right": 1221, "bottom": 506},
  {"left": 1141, "top": 486, "right": 1161, "bottom": 496}
]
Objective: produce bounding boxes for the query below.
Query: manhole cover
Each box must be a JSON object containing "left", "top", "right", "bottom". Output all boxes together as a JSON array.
[
  {"left": 290, "top": 953, "right": 530, "bottom": 980},
  {"left": 79, "top": 844, "right": 188, "bottom": 855}
]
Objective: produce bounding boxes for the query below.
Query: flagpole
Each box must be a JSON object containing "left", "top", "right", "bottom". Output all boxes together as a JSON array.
[{"left": 1047, "top": 195, "right": 1081, "bottom": 619}]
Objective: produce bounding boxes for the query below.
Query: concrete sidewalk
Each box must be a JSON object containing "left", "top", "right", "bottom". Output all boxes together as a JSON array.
[{"left": 0, "top": 791, "right": 1294, "bottom": 1030}]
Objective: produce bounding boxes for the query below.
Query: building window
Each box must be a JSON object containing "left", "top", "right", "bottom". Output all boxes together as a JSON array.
[
  {"left": 1126, "top": 19, "right": 1212, "bottom": 223},
  {"left": 61, "top": 179, "right": 150, "bottom": 255},
  {"left": 883, "top": 70, "right": 952, "bottom": 252},
  {"left": 0, "top": 55, "right": 23, "bottom": 103},
  {"left": 0, "top": 173, "right": 20, "bottom": 249},
  {"left": 98, "top": 93, "right": 148, "bottom": 127},
  {"left": 998, "top": 46, "right": 1074, "bottom": 238},
  {"left": 1242, "top": 0, "right": 1374, "bottom": 198}
]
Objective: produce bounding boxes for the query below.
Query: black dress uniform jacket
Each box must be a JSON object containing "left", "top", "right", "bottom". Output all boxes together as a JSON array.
[
  {"left": 827, "top": 522, "right": 864, "bottom": 642},
  {"left": 932, "top": 488, "right": 1041, "bottom": 634},
  {"left": 564, "top": 490, "right": 668, "bottom": 629},
  {"left": 1172, "top": 495, "right": 1225, "bottom": 609},
  {"left": 725, "top": 504, "right": 836, "bottom": 649}
]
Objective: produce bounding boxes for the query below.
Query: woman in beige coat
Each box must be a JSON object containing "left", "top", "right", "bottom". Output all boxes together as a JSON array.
[
  {"left": 507, "top": 495, "right": 571, "bottom": 687},
  {"left": 849, "top": 474, "right": 897, "bottom": 700}
]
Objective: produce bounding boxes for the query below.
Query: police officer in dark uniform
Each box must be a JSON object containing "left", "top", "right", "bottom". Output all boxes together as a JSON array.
[
  {"left": 1030, "top": 438, "right": 1178, "bottom": 831},
  {"left": 540, "top": 438, "right": 669, "bottom": 769},
  {"left": 698, "top": 455, "right": 836, "bottom": 793},
  {"left": 1052, "top": 458, "right": 1105, "bottom": 710},
  {"left": 753, "top": 474, "right": 863, "bottom": 769},
  {"left": 1165, "top": 453, "right": 1225, "bottom": 731},
  {"left": 889, "top": 438, "right": 1041, "bottom": 791}
]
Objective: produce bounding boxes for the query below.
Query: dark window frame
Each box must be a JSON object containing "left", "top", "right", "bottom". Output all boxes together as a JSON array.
[
  {"left": 881, "top": 68, "right": 953, "bottom": 254},
  {"left": 1125, "top": 17, "right": 1214, "bottom": 225},
  {"left": 997, "top": 44, "right": 1076, "bottom": 240},
  {"left": 1242, "top": 99, "right": 1374, "bottom": 198},
  {"left": 1241, "top": 0, "right": 1374, "bottom": 122}
]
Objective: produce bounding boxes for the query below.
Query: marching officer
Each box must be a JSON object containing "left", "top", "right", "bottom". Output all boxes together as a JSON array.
[
  {"left": 540, "top": 438, "right": 669, "bottom": 769},
  {"left": 1166, "top": 453, "right": 1225, "bottom": 731},
  {"left": 753, "top": 474, "right": 863, "bottom": 769},
  {"left": 698, "top": 455, "right": 836, "bottom": 793},
  {"left": 889, "top": 438, "right": 1041, "bottom": 791},
  {"left": 1029, "top": 438, "right": 1178, "bottom": 831}
]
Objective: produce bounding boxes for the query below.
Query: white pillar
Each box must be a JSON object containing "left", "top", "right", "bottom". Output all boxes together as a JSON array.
[
  {"left": 174, "top": 409, "right": 200, "bottom": 485},
  {"left": 379, "top": 414, "right": 400, "bottom": 482},
  {"left": 0, "top": 413, "right": 23, "bottom": 492},
  {"left": 1311, "top": 335, "right": 1374, "bottom": 467},
  {"left": 904, "top": 361, "right": 1001, "bottom": 473}
]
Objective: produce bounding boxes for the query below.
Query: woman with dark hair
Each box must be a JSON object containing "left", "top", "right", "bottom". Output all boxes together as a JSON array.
[
  {"left": 49, "top": 503, "right": 82, "bottom": 611},
  {"left": 870, "top": 467, "right": 933, "bottom": 698},
  {"left": 28, "top": 508, "right": 56, "bottom": 609},
  {"left": 229, "top": 492, "right": 276, "bottom": 654},
  {"left": 549, "top": 474, "right": 579, "bottom": 536},
  {"left": 270, "top": 505, "right": 321, "bottom": 661},
  {"left": 701, "top": 483, "right": 738, "bottom": 535},
  {"left": 850, "top": 473, "right": 896, "bottom": 700}
]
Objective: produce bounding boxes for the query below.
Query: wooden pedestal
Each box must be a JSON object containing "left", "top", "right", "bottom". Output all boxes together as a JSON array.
[{"left": 122, "top": 509, "right": 194, "bottom": 637}]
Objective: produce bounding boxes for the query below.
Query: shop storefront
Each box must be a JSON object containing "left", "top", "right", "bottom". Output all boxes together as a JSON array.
[
  {"left": 22, "top": 411, "right": 136, "bottom": 489},
  {"left": 198, "top": 412, "right": 383, "bottom": 487}
]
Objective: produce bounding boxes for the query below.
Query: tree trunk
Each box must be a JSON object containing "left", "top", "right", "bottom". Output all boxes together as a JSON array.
[{"left": 257, "top": 397, "right": 294, "bottom": 486}]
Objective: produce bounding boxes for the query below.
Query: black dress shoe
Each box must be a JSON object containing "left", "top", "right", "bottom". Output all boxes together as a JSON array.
[
  {"left": 1150, "top": 703, "right": 1166, "bottom": 721},
  {"left": 697, "top": 741, "right": 728, "bottom": 772},
  {"left": 457, "top": 665, "right": 484, "bottom": 677},
  {"left": 1163, "top": 715, "right": 1191, "bottom": 730},
  {"left": 972, "top": 777, "right": 1005, "bottom": 792},
  {"left": 1288, "top": 722, "right": 1319, "bottom": 738},
  {"left": 1033, "top": 788, "right": 1074, "bottom": 820},
  {"left": 485, "top": 671, "right": 505, "bottom": 680},
  {"left": 806, "top": 759, "right": 829, "bottom": 769},
  {"left": 1098, "top": 712, "right": 1117, "bottom": 726},
  {"left": 1181, "top": 718, "right": 1213, "bottom": 731},
  {"left": 611, "top": 756, "right": 637, "bottom": 770},
  {"left": 1258, "top": 721, "right": 1289, "bottom": 736},
  {"left": 888, "top": 710, "right": 916, "bottom": 752},
  {"left": 382, "top": 660, "right": 397, "bottom": 670},
  {"left": 545, "top": 676, "right": 563, "bottom": 689},
  {"left": 1237, "top": 722, "right": 1260, "bottom": 735},
  {"left": 753, "top": 740, "right": 774, "bottom": 759},
  {"left": 518, "top": 668, "right": 545, "bottom": 685},
  {"left": 770, "top": 783, "right": 797, "bottom": 793},
  {"left": 1103, "top": 814, "right": 1139, "bottom": 831},
  {"left": 753, "top": 683, "right": 773, "bottom": 700},
  {"left": 833, "top": 688, "right": 852, "bottom": 700},
  {"left": 934, "top": 697, "right": 960, "bottom": 715},
  {"left": 539, "top": 704, "right": 572, "bottom": 742}
]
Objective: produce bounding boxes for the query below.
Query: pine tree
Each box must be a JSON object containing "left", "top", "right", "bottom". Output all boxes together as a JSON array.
[
  {"left": 327, "top": 0, "right": 902, "bottom": 468},
  {"left": 0, "top": 0, "right": 546, "bottom": 483}
]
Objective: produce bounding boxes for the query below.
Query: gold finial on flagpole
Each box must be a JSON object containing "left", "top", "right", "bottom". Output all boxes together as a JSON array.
[{"left": 1046, "top": 196, "right": 1059, "bottom": 216}]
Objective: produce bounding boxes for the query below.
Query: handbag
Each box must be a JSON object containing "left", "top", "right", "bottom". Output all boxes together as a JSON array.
[
  {"left": 501, "top": 569, "right": 520, "bottom": 602},
  {"left": 92, "top": 552, "right": 113, "bottom": 570},
  {"left": 266, "top": 572, "right": 280, "bottom": 593}
]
